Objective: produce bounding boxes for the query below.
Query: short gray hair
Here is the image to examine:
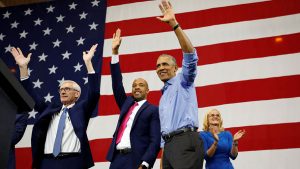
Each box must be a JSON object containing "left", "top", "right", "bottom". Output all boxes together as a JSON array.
[
  {"left": 60, "top": 80, "right": 81, "bottom": 98},
  {"left": 158, "top": 54, "right": 177, "bottom": 66}
]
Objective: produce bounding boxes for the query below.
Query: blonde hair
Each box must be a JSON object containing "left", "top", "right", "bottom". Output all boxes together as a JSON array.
[{"left": 202, "top": 109, "right": 224, "bottom": 131}]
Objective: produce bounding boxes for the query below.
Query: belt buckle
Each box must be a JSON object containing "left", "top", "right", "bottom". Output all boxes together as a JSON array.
[
  {"left": 119, "top": 148, "right": 131, "bottom": 154},
  {"left": 163, "top": 133, "right": 172, "bottom": 142}
]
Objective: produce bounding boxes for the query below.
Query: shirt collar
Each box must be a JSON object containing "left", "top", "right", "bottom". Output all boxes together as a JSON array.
[
  {"left": 136, "top": 99, "right": 146, "bottom": 106},
  {"left": 166, "top": 75, "right": 177, "bottom": 85},
  {"left": 62, "top": 103, "right": 75, "bottom": 110},
  {"left": 161, "top": 75, "right": 176, "bottom": 92}
]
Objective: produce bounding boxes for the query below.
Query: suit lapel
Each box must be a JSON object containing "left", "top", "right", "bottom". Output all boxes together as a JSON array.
[
  {"left": 131, "top": 101, "right": 149, "bottom": 128},
  {"left": 116, "top": 97, "right": 135, "bottom": 130},
  {"left": 38, "top": 104, "right": 61, "bottom": 120}
]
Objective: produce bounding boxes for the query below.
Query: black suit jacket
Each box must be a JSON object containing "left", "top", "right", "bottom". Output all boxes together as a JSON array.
[
  {"left": 8, "top": 114, "right": 29, "bottom": 169},
  {"left": 22, "top": 73, "right": 100, "bottom": 169},
  {"left": 106, "top": 63, "right": 161, "bottom": 168}
]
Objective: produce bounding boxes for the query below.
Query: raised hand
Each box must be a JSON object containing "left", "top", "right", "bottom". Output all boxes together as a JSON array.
[
  {"left": 112, "top": 29, "right": 122, "bottom": 55},
  {"left": 156, "top": 0, "right": 177, "bottom": 26},
  {"left": 10, "top": 47, "right": 31, "bottom": 68},
  {"left": 209, "top": 125, "right": 220, "bottom": 142},
  {"left": 83, "top": 44, "right": 98, "bottom": 62},
  {"left": 233, "top": 129, "right": 246, "bottom": 142}
]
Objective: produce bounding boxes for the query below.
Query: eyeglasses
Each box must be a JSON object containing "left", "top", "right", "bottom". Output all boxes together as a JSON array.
[
  {"left": 208, "top": 114, "right": 220, "bottom": 117},
  {"left": 58, "top": 87, "right": 77, "bottom": 93}
]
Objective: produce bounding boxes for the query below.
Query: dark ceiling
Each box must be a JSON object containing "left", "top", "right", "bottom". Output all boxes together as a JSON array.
[{"left": 0, "top": 0, "right": 50, "bottom": 7}]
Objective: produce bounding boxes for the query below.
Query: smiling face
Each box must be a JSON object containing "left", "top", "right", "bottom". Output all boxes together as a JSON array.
[
  {"left": 131, "top": 78, "right": 149, "bottom": 102},
  {"left": 156, "top": 55, "right": 178, "bottom": 82},
  {"left": 208, "top": 109, "right": 222, "bottom": 127},
  {"left": 59, "top": 81, "right": 80, "bottom": 106}
]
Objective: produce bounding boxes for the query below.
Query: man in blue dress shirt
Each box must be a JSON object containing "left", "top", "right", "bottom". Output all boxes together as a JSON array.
[{"left": 156, "top": 0, "right": 204, "bottom": 168}]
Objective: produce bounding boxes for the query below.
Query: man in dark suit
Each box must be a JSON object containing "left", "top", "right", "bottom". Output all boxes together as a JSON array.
[
  {"left": 10, "top": 44, "right": 100, "bottom": 169},
  {"left": 7, "top": 114, "right": 29, "bottom": 169},
  {"left": 106, "top": 29, "right": 161, "bottom": 169}
]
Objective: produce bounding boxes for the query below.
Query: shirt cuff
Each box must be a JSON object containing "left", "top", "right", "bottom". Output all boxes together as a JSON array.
[
  {"left": 88, "top": 71, "right": 95, "bottom": 74},
  {"left": 142, "top": 161, "right": 149, "bottom": 168},
  {"left": 111, "top": 54, "right": 119, "bottom": 64},
  {"left": 183, "top": 48, "right": 198, "bottom": 62},
  {"left": 20, "top": 76, "right": 29, "bottom": 81}
]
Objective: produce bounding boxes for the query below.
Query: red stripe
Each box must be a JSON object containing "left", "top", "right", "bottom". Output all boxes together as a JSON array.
[
  {"left": 227, "top": 122, "right": 300, "bottom": 151},
  {"left": 99, "top": 74, "right": 300, "bottom": 116},
  {"left": 101, "top": 33, "right": 300, "bottom": 75},
  {"left": 107, "top": 0, "right": 149, "bottom": 7},
  {"left": 105, "top": 0, "right": 300, "bottom": 38},
  {"left": 15, "top": 148, "right": 31, "bottom": 169},
  {"left": 15, "top": 122, "right": 300, "bottom": 166},
  {"left": 197, "top": 75, "right": 300, "bottom": 107}
]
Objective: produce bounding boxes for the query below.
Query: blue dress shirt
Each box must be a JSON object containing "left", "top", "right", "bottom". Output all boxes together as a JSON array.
[{"left": 159, "top": 49, "right": 199, "bottom": 146}]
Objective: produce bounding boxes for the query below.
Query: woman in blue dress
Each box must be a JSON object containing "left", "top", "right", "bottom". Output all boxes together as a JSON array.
[{"left": 199, "top": 109, "right": 246, "bottom": 169}]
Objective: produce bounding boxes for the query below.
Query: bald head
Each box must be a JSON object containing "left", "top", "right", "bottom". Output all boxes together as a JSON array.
[{"left": 132, "top": 78, "right": 149, "bottom": 101}]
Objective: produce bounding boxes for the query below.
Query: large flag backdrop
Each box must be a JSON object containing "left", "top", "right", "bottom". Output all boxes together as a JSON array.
[{"left": 1, "top": 0, "right": 300, "bottom": 168}]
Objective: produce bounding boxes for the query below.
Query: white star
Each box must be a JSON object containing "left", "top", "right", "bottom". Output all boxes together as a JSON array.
[
  {"left": 29, "top": 42, "right": 38, "bottom": 50},
  {"left": 52, "top": 39, "right": 62, "bottom": 48},
  {"left": 83, "top": 77, "right": 88, "bottom": 84},
  {"left": 28, "top": 68, "right": 33, "bottom": 76},
  {"left": 48, "top": 65, "right": 58, "bottom": 74},
  {"left": 74, "top": 62, "right": 83, "bottom": 72},
  {"left": 89, "top": 22, "right": 98, "bottom": 30},
  {"left": 11, "top": 21, "right": 19, "bottom": 29},
  {"left": 91, "top": 0, "right": 100, "bottom": 7},
  {"left": 44, "top": 93, "right": 54, "bottom": 103},
  {"left": 76, "top": 37, "right": 85, "bottom": 46},
  {"left": 4, "top": 44, "right": 12, "bottom": 53},
  {"left": 24, "top": 8, "right": 33, "bottom": 16},
  {"left": 34, "top": 18, "right": 43, "bottom": 26},
  {"left": 3, "top": 11, "right": 11, "bottom": 19},
  {"left": 46, "top": 5, "right": 55, "bottom": 13},
  {"left": 28, "top": 109, "right": 38, "bottom": 119},
  {"left": 58, "top": 77, "right": 65, "bottom": 86},
  {"left": 32, "top": 79, "right": 44, "bottom": 88},
  {"left": 38, "top": 53, "right": 48, "bottom": 62},
  {"left": 56, "top": 15, "right": 65, "bottom": 22},
  {"left": 0, "top": 33, "right": 6, "bottom": 41},
  {"left": 19, "top": 30, "right": 28, "bottom": 39},
  {"left": 69, "top": 2, "right": 77, "bottom": 10},
  {"left": 66, "top": 25, "right": 75, "bottom": 33},
  {"left": 79, "top": 12, "right": 87, "bottom": 20},
  {"left": 61, "top": 51, "right": 72, "bottom": 60},
  {"left": 43, "top": 27, "right": 52, "bottom": 36}
]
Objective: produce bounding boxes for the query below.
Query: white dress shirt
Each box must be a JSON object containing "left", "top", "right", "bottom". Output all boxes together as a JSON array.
[
  {"left": 116, "top": 100, "right": 146, "bottom": 150},
  {"left": 44, "top": 103, "right": 81, "bottom": 154}
]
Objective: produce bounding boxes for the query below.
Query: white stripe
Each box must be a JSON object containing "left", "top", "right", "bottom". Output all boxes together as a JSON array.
[
  {"left": 233, "top": 148, "right": 300, "bottom": 169},
  {"left": 103, "top": 14, "right": 300, "bottom": 56},
  {"left": 16, "top": 97, "right": 300, "bottom": 147},
  {"left": 91, "top": 148, "right": 300, "bottom": 169},
  {"left": 101, "top": 52, "right": 300, "bottom": 95},
  {"left": 198, "top": 97, "right": 300, "bottom": 129},
  {"left": 106, "top": 0, "right": 269, "bottom": 23}
]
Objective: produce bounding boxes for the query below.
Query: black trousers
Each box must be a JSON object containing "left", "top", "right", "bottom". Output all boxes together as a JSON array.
[
  {"left": 40, "top": 155, "right": 87, "bottom": 169},
  {"left": 163, "top": 131, "right": 204, "bottom": 169}
]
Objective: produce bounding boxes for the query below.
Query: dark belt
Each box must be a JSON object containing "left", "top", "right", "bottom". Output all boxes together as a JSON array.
[
  {"left": 162, "top": 126, "right": 197, "bottom": 142},
  {"left": 44, "top": 152, "right": 80, "bottom": 159},
  {"left": 116, "top": 148, "right": 132, "bottom": 154}
]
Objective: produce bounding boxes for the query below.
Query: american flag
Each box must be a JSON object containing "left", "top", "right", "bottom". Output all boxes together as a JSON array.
[{"left": 1, "top": 0, "right": 300, "bottom": 168}]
